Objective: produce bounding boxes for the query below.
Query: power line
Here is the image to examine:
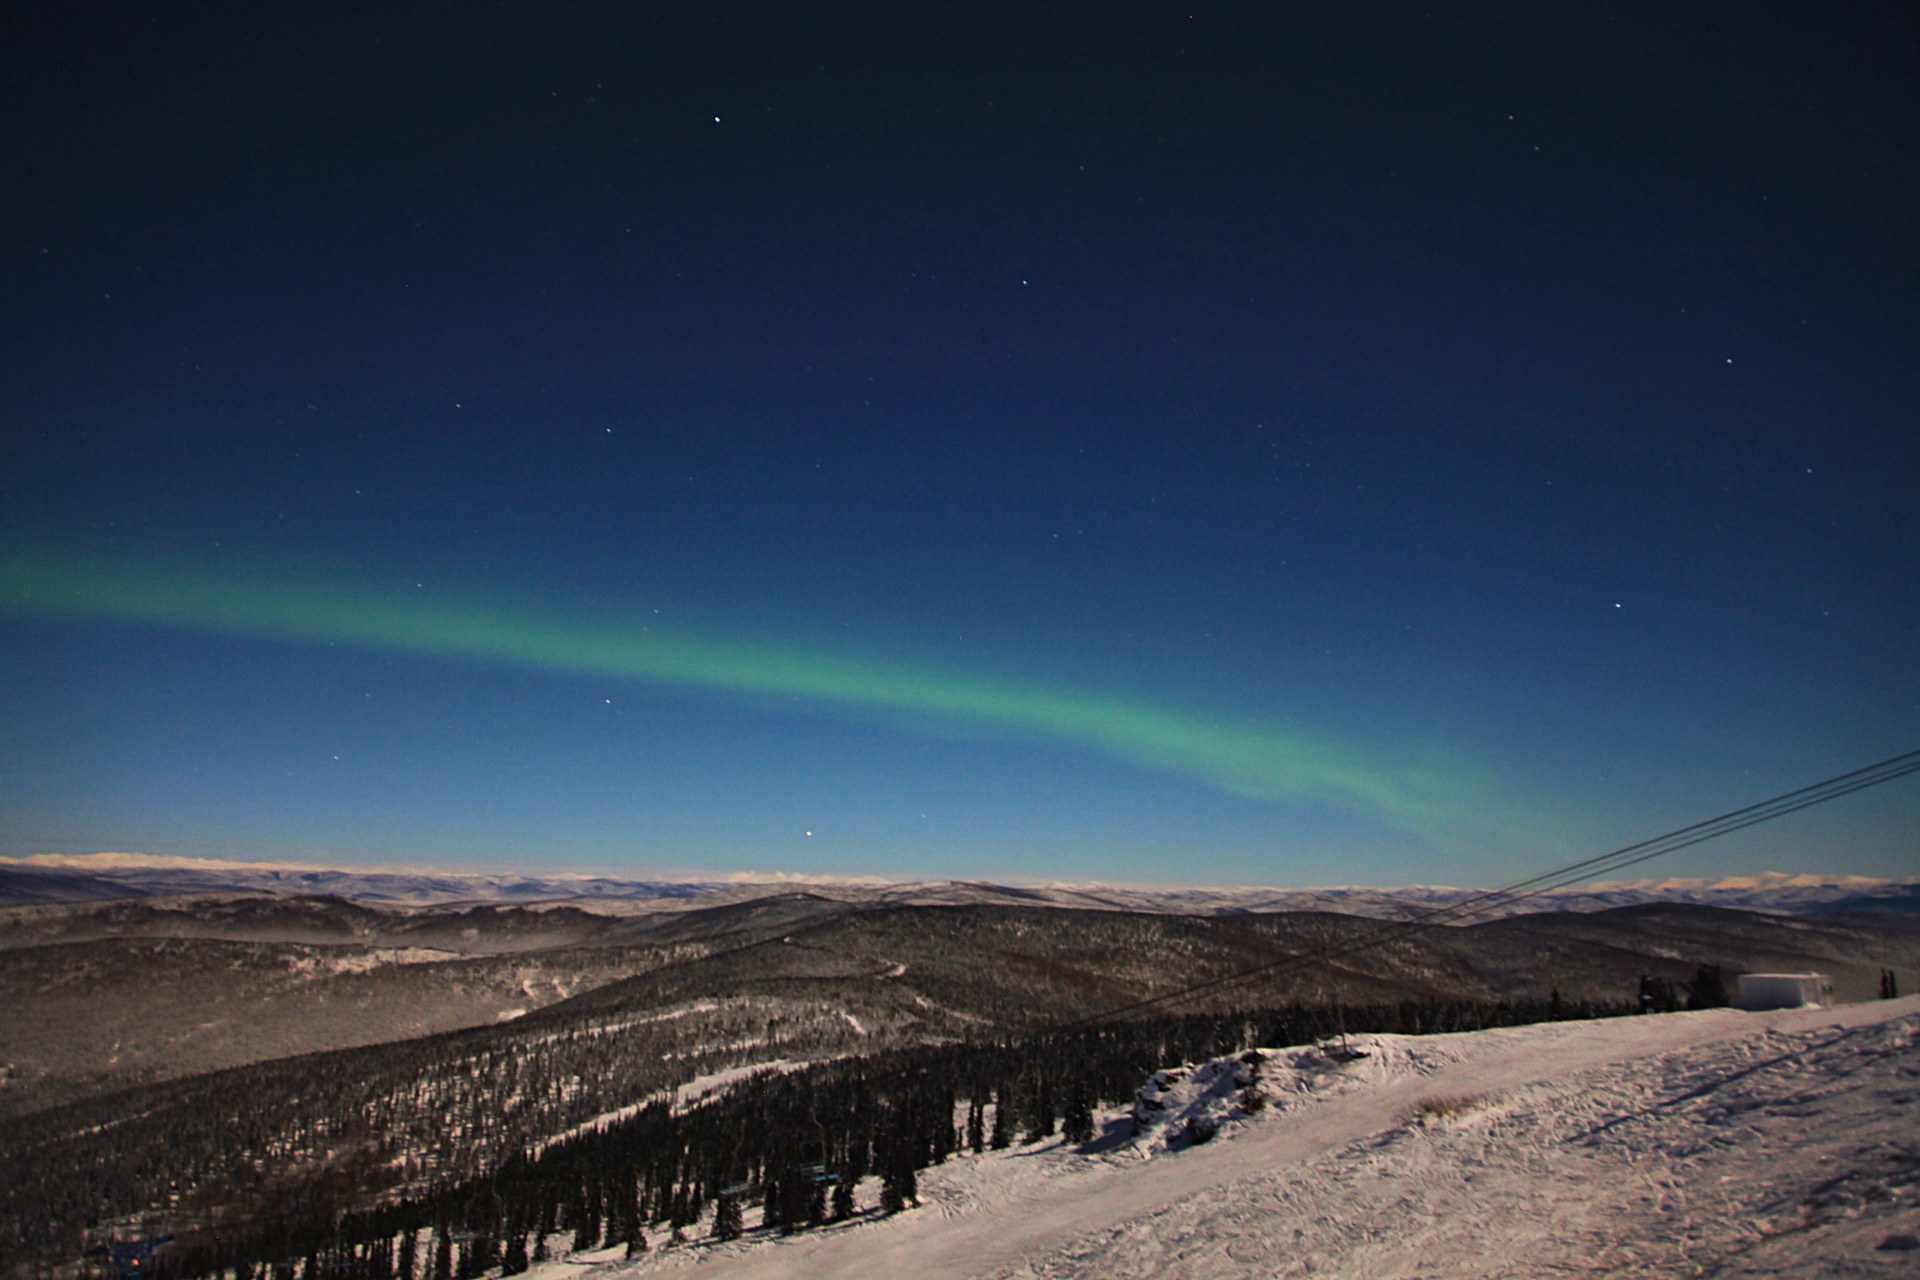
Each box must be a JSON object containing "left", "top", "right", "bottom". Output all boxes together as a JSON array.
[{"left": 1059, "top": 747, "right": 1920, "bottom": 1029}]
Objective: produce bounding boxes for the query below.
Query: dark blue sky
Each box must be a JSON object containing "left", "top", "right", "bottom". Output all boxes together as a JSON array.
[{"left": 3, "top": 3, "right": 1915, "bottom": 884}]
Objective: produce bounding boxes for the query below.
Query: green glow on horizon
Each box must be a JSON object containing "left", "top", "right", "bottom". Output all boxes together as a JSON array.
[{"left": 1, "top": 549, "right": 1479, "bottom": 832}]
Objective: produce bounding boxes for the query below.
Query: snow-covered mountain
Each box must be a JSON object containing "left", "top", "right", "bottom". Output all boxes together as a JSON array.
[
  {"left": 3, "top": 854, "right": 1914, "bottom": 918},
  {"left": 0, "top": 854, "right": 717, "bottom": 907},
  {"left": 899, "top": 873, "right": 1920, "bottom": 919}
]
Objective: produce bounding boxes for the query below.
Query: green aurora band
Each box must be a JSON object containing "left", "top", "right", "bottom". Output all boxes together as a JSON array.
[{"left": 1, "top": 550, "right": 1474, "bottom": 832}]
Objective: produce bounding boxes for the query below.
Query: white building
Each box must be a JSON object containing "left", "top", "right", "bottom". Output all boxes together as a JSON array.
[{"left": 1736, "top": 972, "right": 1834, "bottom": 1011}]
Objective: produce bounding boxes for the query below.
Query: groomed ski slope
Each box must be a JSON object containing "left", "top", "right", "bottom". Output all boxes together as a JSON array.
[{"left": 553, "top": 995, "right": 1920, "bottom": 1279}]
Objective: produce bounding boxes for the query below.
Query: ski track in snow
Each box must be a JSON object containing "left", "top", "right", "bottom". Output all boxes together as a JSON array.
[{"left": 537, "top": 996, "right": 1920, "bottom": 1279}]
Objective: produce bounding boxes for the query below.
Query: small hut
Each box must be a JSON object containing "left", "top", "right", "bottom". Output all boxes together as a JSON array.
[{"left": 1735, "top": 972, "right": 1833, "bottom": 1011}]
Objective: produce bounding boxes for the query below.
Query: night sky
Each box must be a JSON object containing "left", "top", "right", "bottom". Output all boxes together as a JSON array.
[{"left": 3, "top": 4, "right": 1916, "bottom": 885}]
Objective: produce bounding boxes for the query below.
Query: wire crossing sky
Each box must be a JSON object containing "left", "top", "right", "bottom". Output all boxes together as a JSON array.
[{"left": 0, "top": 549, "right": 1469, "bottom": 834}]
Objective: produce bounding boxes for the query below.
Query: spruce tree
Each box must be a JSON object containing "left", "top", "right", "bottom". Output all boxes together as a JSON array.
[
  {"left": 989, "top": 1086, "right": 1015, "bottom": 1150},
  {"left": 774, "top": 1174, "right": 811, "bottom": 1235},
  {"left": 1024, "top": 1077, "right": 1056, "bottom": 1143},
  {"left": 1685, "top": 964, "right": 1729, "bottom": 1010},
  {"left": 570, "top": 1194, "right": 600, "bottom": 1253},
  {"left": 897, "top": 1159, "right": 917, "bottom": 1208},
  {"left": 711, "top": 1196, "right": 742, "bottom": 1243},
  {"left": 760, "top": 1175, "right": 783, "bottom": 1233},
  {"left": 1062, "top": 1084, "right": 1094, "bottom": 1146}
]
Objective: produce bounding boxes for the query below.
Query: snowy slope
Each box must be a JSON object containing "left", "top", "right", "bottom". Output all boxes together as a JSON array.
[{"left": 548, "top": 996, "right": 1920, "bottom": 1279}]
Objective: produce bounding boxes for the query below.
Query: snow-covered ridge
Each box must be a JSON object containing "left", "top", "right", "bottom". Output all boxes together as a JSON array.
[
  {"left": 583, "top": 998, "right": 1920, "bottom": 1279},
  {"left": 4, "top": 854, "right": 1914, "bottom": 918},
  {"left": 0, "top": 854, "right": 720, "bottom": 907}
]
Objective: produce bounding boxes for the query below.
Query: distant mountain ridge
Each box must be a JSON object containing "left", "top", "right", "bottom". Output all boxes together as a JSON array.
[{"left": 2, "top": 854, "right": 1913, "bottom": 918}]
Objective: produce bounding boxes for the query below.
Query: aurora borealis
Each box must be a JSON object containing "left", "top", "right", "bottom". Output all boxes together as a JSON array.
[
  {"left": 2, "top": 7, "right": 1915, "bottom": 883},
  {"left": 0, "top": 549, "right": 1461, "bottom": 830}
]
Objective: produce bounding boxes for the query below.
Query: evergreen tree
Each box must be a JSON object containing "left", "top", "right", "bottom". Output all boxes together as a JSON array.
[
  {"left": 536, "top": 1197, "right": 557, "bottom": 1242},
  {"left": 752, "top": 1174, "right": 775, "bottom": 1235},
  {"left": 806, "top": 1179, "right": 828, "bottom": 1228},
  {"left": 1685, "top": 965, "right": 1729, "bottom": 1010},
  {"left": 499, "top": 1236, "right": 527, "bottom": 1277},
  {"left": 396, "top": 1232, "right": 417, "bottom": 1280},
  {"left": 989, "top": 1085, "right": 1015, "bottom": 1150},
  {"left": 1024, "top": 1076, "right": 1056, "bottom": 1143},
  {"left": 668, "top": 1186, "right": 699, "bottom": 1239},
  {"left": 430, "top": 1228, "right": 451, "bottom": 1280},
  {"left": 773, "top": 1174, "right": 811, "bottom": 1235},
  {"left": 1638, "top": 975, "right": 1679, "bottom": 1013},
  {"left": 965, "top": 1096, "right": 985, "bottom": 1154},
  {"left": 569, "top": 1204, "right": 599, "bottom": 1253},
  {"left": 932, "top": 1083, "right": 959, "bottom": 1163},
  {"left": 623, "top": 1231, "right": 647, "bottom": 1258},
  {"left": 830, "top": 1178, "right": 855, "bottom": 1222},
  {"left": 710, "top": 1195, "right": 743, "bottom": 1242},
  {"left": 880, "top": 1153, "right": 917, "bottom": 1214},
  {"left": 1062, "top": 1083, "right": 1094, "bottom": 1146}
]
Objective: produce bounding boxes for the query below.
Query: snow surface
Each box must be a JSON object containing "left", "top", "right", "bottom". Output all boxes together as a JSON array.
[{"left": 532, "top": 996, "right": 1920, "bottom": 1279}]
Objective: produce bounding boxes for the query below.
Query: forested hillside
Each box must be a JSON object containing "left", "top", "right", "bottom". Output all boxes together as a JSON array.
[{"left": 3, "top": 895, "right": 1916, "bottom": 1280}]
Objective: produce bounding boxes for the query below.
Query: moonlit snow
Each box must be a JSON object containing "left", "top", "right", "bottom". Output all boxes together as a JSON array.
[{"left": 530, "top": 996, "right": 1919, "bottom": 1279}]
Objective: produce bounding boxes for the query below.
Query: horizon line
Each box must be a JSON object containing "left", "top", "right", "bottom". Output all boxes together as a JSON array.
[{"left": 1, "top": 852, "right": 1908, "bottom": 895}]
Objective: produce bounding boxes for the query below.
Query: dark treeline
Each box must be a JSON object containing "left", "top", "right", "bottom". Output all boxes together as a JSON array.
[{"left": 128, "top": 996, "right": 1625, "bottom": 1280}]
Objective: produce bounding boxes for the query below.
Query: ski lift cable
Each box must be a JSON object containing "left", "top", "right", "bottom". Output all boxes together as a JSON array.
[
  {"left": 1082, "top": 748, "right": 1920, "bottom": 1021},
  {"left": 1049, "top": 747, "right": 1920, "bottom": 1031},
  {"left": 1377, "top": 749, "right": 1920, "bottom": 931}
]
